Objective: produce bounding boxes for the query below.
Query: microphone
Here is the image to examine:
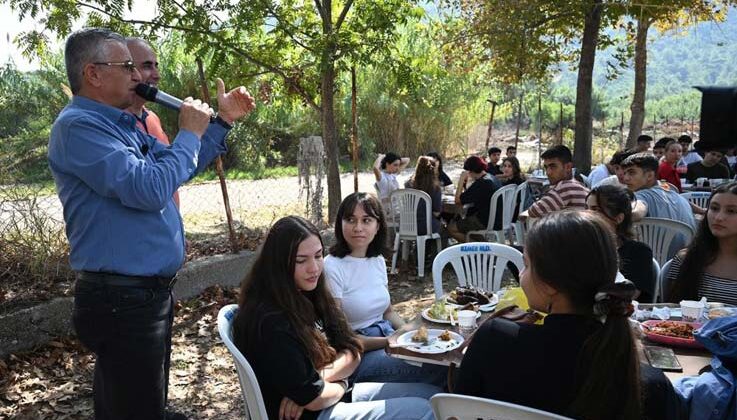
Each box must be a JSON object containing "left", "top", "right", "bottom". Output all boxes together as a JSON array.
[{"left": 135, "top": 83, "right": 215, "bottom": 122}]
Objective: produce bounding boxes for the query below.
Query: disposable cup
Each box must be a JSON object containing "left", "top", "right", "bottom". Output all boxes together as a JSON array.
[
  {"left": 680, "top": 300, "right": 705, "bottom": 322},
  {"left": 696, "top": 177, "right": 707, "bottom": 188},
  {"left": 457, "top": 310, "right": 478, "bottom": 333}
]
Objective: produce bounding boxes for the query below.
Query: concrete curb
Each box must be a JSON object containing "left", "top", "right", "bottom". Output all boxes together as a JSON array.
[
  {"left": 0, "top": 228, "right": 335, "bottom": 357},
  {"left": 0, "top": 251, "right": 257, "bottom": 357}
]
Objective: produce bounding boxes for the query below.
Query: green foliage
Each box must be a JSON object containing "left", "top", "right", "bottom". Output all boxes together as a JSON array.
[{"left": 0, "top": 57, "right": 69, "bottom": 183}]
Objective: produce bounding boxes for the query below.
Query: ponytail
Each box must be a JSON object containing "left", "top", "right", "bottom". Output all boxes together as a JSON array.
[{"left": 567, "top": 281, "right": 641, "bottom": 419}]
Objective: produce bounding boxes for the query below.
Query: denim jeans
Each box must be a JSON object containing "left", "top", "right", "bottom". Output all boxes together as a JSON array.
[
  {"left": 353, "top": 320, "right": 448, "bottom": 388},
  {"left": 72, "top": 279, "right": 174, "bottom": 420},
  {"left": 317, "top": 382, "right": 440, "bottom": 420}
]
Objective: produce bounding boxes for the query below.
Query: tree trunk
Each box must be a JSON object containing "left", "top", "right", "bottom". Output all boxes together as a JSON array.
[
  {"left": 320, "top": 0, "right": 342, "bottom": 222},
  {"left": 626, "top": 17, "right": 651, "bottom": 149},
  {"left": 321, "top": 57, "right": 341, "bottom": 222},
  {"left": 573, "top": 0, "right": 603, "bottom": 175}
]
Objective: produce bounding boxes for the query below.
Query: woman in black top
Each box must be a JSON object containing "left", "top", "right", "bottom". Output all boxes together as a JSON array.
[
  {"left": 586, "top": 184, "right": 656, "bottom": 302},
  {"left": 500, "top": 156, "right": 526, "bottom": 186},
  {"left": 455, "top": 211, "right": 682, "bottom": 419},
  {"left": 232, "top": 216, "right": 438, "bottom": 420},
  {"left": 426, "top": 151, "right": 452, "bottom": 187}
]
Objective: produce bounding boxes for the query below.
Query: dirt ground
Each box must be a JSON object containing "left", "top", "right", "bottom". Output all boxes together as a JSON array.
[{"left": 0, "top": 264, "right": 451, "bottom": 420}]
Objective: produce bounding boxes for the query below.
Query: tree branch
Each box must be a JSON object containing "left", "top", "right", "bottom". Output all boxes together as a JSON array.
[
  {"left": 335, "top": 0, "right": 354, "bottom": 31},
  {"left": 73, "top": 1, "right": 321, "bottom": 113},
  {"left": 314, "top": 0, "right": 326, "bottom": 21}
]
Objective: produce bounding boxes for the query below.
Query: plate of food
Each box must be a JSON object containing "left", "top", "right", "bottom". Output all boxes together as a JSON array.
[
  {"left": 706, "top": 307, "right": 737, "bottom": 319},
  {"left": 641, "top": 320, "right": 703, "bottom": 349},
  {"left": 422, "top": 301, "right": 480, "bottom": 324},
  {"left": 393, "top": 327, "right": 464, "bottom": 354},
  {"left": 446, "top": 286, "right": 497, "bottom": 309}
]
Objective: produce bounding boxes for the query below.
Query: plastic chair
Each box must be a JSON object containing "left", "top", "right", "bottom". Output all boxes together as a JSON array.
[
  {"left": 430, "top": 393, "right": 573, "bottom": 420},
  {"left": 389, "top": 189, "right": 442, "bottom": 277},
  {"left": 375, "top": 182, "right": 397, "bottom": 230},
  {"left": 466, "top": 184, "right": 517, "bottom": 243},
  {"left": 634, "top": 217, "right": 695, "bottom": 267},
  {"left": 217, "top": 304, "right": 269, "bottom": 420},
  {"left": 511, "top": 181, "right": 529, "bottom": 246},
  {"left": 680, "top": 191, "right": 711, "bottom": 209},
  {"left": 431, "top": 242, "right": 524, "bottom": 300},
  {"left": 659, "top": 258, "right": 675, "bottom": 303},
  {"left": 650, "top": 258, "right": 661, "bottom": 303}
]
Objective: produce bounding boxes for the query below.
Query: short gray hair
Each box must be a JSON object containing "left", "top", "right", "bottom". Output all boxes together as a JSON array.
[{"left": 64, "top": 28, "right": 126, "bottom": 94}]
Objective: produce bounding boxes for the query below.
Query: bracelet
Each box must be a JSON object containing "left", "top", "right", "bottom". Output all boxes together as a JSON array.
[{"left": 214, "top": 115, "right": 233, "bottom": 130}]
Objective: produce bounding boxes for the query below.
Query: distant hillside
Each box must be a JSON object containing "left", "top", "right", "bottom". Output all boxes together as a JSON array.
[{"left": 555, "top": 8, "right": 737, "bottom": 117}]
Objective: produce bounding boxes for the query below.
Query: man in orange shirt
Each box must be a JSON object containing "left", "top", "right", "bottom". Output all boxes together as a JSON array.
[{"left": 126, "top": 37, "right": 180, "bottom": 207}]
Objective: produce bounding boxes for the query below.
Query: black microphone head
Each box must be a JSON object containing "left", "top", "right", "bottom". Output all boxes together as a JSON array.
[{"left": 135, "top": 83, "right": 159, "bottom": 101}]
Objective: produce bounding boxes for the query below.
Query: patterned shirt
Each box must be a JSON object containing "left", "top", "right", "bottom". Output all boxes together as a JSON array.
[
  {"left": 527, "top": 179, "right": 589, "bottom": 218},
  {"left": 666, "top": 255, "right": 737, "bottom": 306}
]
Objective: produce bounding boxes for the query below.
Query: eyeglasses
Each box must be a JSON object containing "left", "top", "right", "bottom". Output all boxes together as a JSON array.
[{"left": 93, "top": 60, "right": 137, "bottom": 72}]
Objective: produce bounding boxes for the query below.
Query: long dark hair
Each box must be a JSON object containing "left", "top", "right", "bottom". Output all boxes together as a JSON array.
[
  {"left": 502, "top": 156, "right": 523, "bottom": 179},
  {"left": 426, "top": 151, "right": 445, "bottom": 175},
  {"left": 235, "top": 216, "right": 361, "bottom": 369},
  {"left": 525, "top": 211, "right": 641, "bottom": 419},
  {"left": 330, "top": 192, "right": 390, "bottom": 258},
  {"left": 586, "top": 184, "right": 636, "bottom": 241},
  {"left": 670, "top": 182, "right": 737, "bottom": 301},
  {"left": 408, "top": 155, "right": 440, "bottom": 196}
]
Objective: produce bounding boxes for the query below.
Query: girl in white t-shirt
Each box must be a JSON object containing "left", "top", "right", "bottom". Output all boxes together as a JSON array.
[
  {"left": 373, "top": 153, "right": 410, "bottom": 204},
  {"left": 324, "top": 192, "right": 446, "bottom": 386}
]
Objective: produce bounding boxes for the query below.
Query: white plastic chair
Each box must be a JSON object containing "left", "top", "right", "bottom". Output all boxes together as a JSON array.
[
  {"left": 634, "top": 217, "right": 695, "bottom": 267},
  {"left": 680, "top": 191, "right": 711, "bottom": 209},
  {"left": 217, "top": 304, "right": 268, "bottom": 420},
  {"left": 466, "top": 184, "right": 517, "bottom": 243},
  {"left": 650, "top": 258, "right": 661, "bottom": 303},
  {"left": 659, "top": 258, "right": 675, "bottom": 303},
  {"left": 430, "top": 393, "right": 573, "bottom": 420},
  {"left": 389, "top": 189, "right": 442, "bottom": 277},
  {"left": 511, "top": 181, "right": 529, "bottom": 246},
  {"left": 431, "top": 242, "right": 524, "bottom": 300}
]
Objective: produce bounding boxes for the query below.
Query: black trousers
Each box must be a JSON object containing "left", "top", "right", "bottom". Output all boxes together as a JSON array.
[{"left": 73, "top": 277, "right": 174, "bottom": 420}]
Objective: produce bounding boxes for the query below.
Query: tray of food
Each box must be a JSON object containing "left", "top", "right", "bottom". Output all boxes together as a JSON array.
[
  {"left": 641, "top": 320, "right": 704, "bottom": 349},
  {"left": 392, "top": 327, "right": 464, "bottom": 354}
]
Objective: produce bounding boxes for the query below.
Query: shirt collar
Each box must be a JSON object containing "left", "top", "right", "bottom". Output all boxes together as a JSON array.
[{"left": 71, "top": 95, "right": 137, "bottom": 129}]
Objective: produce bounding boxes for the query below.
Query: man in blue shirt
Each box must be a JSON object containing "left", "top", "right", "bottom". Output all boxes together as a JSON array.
[
  {"left": 48, "top": 28, "right": 255, "bottom": 420},
  {"left": 621, "top": 153, "right": 696, "bottom": 259}
]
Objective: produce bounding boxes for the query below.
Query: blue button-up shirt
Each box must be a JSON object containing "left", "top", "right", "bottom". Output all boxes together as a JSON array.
[{"left": 48, "top": 96, "right": 229, "bottom": 277}]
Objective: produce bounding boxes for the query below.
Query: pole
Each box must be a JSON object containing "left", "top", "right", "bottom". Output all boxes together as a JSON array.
[
  {"left": 350, "top": 67, "right": 359, "bottom": 193},
  {"left": 195, "top": 58, "right": 239, "bottom": 254},
  {"left": 559, "top": 103, "right": 564, "bottom": 145},
  {"left": 653, "top": 114, "right": 657, "bottom": 137},
  {"left": 484, "top": 99, "right": 498, "bottom": 151},
  {"left": 620, "top": 112, "right": 625, "bottom": 149},
  {"left": 537, "top": 94, "right": 542, "bottom": 169},
  {"left": 515, "top": 92, "right": 524, "bottom": 149}
]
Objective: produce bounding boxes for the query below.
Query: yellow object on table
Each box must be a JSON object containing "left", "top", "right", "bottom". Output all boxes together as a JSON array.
[{"left": 496, "top": 287, "right": 546, "bottom": 324}]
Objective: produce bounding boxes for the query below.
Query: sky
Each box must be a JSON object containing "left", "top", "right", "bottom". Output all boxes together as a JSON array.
[{"left": 1, "top": 2, "right": 157, "bottom": 71}]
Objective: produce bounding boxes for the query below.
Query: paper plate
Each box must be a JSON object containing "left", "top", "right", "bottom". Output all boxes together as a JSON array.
[{"left": 395, "top": 329, "right": 464, "bottom": 354}]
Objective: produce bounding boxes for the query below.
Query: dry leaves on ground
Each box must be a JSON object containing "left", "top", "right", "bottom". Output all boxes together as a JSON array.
[{"left": 0, "top": 270, "right": 439, "bottom": 420}]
